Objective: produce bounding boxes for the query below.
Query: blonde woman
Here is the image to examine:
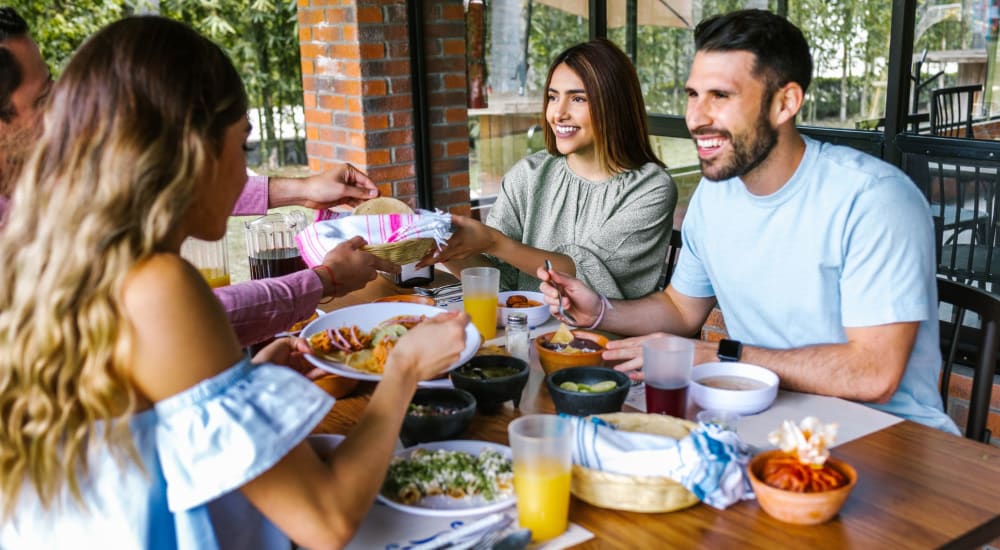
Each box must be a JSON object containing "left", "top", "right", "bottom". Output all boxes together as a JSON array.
[{"left": 0, "top": 16, "right": 468, "bottom": 549}]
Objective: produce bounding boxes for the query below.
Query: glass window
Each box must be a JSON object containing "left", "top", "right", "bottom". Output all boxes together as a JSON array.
[
  {"left": 909, "top": 0, "right": 995, "bottom": 139},
  {"left": 604, "top": 1, "right": 892, "bottom": 132},
  {"left": 468, "top": 0, "right": 586, "bottom": 202}
]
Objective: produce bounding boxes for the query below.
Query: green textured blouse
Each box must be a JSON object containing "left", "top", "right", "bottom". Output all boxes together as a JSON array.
[{"left": 485, "top": 151, "right": 676, "bottom": 299}]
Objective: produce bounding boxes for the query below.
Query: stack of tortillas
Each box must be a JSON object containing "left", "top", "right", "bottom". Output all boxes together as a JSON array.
[{"left": 353, "top": 197, "right": 435, "bottom": 265}]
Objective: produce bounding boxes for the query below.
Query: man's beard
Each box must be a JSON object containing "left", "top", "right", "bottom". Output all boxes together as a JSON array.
[
  {"left": 698, "top": 107, "right": 778, "bottom": 182},
  {"left": 0, "top": 122, "right": 37, "bottom": 197}
]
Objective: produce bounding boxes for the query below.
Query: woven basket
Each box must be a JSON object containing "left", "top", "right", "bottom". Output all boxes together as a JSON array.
[
  {"left": 571, "top": 412, "right": 701, "bottom": 513},
  {"left": 364, "top": 238, "right": 435, "bottom": 266}
]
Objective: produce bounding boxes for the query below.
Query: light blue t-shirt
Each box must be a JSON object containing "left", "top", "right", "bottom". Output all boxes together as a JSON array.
[
  {"left": 0, "top": 356, "right": 335, "bottom": 549},
  {"left": 671, "top": 136, "right": 958, "bottom": 433}
]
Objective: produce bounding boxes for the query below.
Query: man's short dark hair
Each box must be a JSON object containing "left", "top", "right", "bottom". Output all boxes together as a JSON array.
[
  {"left": 0, "top": 7, "right": 29, "bottom": 123},
  {"left": 694, "top": 9, "right": 812, "bottom": 95}
]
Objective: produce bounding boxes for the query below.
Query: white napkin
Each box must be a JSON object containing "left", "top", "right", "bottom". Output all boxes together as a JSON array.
[
  {"left": 567, "top": 415, "right": 755, "bottom": 509},
  {"left": 296, "top": 209, "right": 452, "bottom": 267}
]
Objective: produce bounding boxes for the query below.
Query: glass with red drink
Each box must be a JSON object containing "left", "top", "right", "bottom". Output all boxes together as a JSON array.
[{"left": 642, "top": 336, "right": 694, "bottom": 418}]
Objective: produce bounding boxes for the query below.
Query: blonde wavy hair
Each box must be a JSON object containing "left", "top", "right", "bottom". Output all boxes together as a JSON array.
[{"left": 0, "top": 16, "right": 247, "bottom": 517}]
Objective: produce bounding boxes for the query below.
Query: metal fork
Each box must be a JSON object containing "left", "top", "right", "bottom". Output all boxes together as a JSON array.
[
  {"left": 545, "top": 259, "right": 578, "bottom": 325},
  {"left": 413, "top": 282, "right": 462, "bottom": 297},
  {"left": 459, "top": 516, "right": 514, "bottom": 550}
]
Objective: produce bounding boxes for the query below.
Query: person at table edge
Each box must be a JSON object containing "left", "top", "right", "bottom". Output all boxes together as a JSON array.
[
  {"left": 539, "top": 9, "right": 958, "bottom": 434},
  {"left": 0, "top": 7, "right": 397, "bottom": 347}
]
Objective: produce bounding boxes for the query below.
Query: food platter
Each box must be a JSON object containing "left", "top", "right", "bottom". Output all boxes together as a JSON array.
[
  {"left": 302, "top": 303, "right": 479, "bottom": 388},
  {"left": 376, "top": 440, "right": 516, "bottom": 517}
]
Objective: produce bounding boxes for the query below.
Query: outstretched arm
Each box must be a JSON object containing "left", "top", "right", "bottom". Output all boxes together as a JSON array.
[
  {"left": 124, "top": 255, "right": 470, "bottom": 548},
  {"left": 692, "top": 322, "right": 916, "bottom": 402},
  {"left": 418, "top": 213, "right": 576, "bottom": 277},
  {"left": 268, "top": 164, "right": 378, "bottom": 210}
]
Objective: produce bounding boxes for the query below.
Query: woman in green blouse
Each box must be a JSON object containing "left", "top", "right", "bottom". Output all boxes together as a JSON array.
[{"left": 419, "top": 39, "right": 676, "bottom": 300}]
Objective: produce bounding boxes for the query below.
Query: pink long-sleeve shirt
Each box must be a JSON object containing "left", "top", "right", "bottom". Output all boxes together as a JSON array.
[
  {"left": 0, "top": 177, "right": 324, "bottom": 347},
  {"left": 220, "top": 175, "right": 324, "bottom": 345}
]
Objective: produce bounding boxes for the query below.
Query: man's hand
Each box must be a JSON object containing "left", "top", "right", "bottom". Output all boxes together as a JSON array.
[
  {"left": 536, "top": 265, "right": 602, "bottom": 327},
  {"left": 603, "top": 332, "right": 676, "bottom": 381},
  {"left": 269, "top": 164, "right": 379, "bottom": 210},
  {"left": 317, "top": 236, "right": 399, "bottom": 297}
]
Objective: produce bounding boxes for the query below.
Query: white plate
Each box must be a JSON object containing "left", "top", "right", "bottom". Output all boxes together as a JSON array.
[
  {"left": 302, "top": 303, "right": 479, "bottom": 388},
  {"left": 376, "top": 440, "right": 515, "bottom": 517},
  {"left": 274, "top": 309, "right": 327, "bottom": 338}
]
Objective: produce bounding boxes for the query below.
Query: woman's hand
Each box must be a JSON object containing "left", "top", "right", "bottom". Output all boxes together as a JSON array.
[
  {"left": 416, "top": 215, "right": 496, "bottom": 268},
  {"left": 536, "top": 265, "right": 602, "bottom": 327},
  {"left": 385, "top": 311, "right": 469, "bottom": 381},
  {"left": 252, "top": 336, "right": 327, "bottom": 380}
]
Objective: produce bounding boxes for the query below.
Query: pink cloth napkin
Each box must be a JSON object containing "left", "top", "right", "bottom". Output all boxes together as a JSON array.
[{"left": 296, "top": 210, "right": 452, "bottom": 267}]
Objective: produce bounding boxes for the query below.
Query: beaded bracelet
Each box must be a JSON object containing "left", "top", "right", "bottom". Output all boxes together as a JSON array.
[
  {"left": 313, "top": 265, "right": 339, "bottom": 304},
  {"left": 583, "top": 294, "right": 612, "bottom": 330}
]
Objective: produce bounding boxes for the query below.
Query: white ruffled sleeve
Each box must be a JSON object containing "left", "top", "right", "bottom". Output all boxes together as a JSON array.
[{"left": 154, "top": 355, "right": 334, "bottom": 512}]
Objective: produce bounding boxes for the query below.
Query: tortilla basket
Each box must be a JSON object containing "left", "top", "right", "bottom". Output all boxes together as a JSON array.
[
  {"left": 353, "top": 197, "right": 436, "bottom": 265},
  {"left": 363, "top": 239, "right": 435, "bottom": 266},
  {"left": 571, "top": 412, "right": 700, "bottom": 513}
]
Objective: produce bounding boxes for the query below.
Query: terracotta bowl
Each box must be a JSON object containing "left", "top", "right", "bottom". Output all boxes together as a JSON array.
[
  {"left": 747, "top": 450, "right": 858, "bottom": 525},
  {"left": 534, "top": 329, "right": 608, "bottom": 374},
  {"left": 372, "top": 294, "right": 436, "bottom": 306}
]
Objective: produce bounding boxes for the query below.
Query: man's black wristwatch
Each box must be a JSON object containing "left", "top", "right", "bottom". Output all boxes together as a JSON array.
[{"left": 717, "top": 339, "right": 743, "bottom": 362}]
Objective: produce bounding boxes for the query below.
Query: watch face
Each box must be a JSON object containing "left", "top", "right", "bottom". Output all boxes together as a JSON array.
[{"left": 718, "top": 339, "right": 741, "bottom": 361}]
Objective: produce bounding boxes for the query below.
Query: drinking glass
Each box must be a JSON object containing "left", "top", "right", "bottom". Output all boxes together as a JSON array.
[
  {"left": 507, "top": 414, "right": 572, "bottom": 542},
  {"left": 461, "top": 266, "right": 499, "bottom": 340},
  {"left": 181, "top": 236, "right": 230, "bottom": 288},
  {"left": 642, "top": 336, "right": 694, "bottom": 418},
  {"left": 244, "top": 212, "right": 308, "bottom": 279}
]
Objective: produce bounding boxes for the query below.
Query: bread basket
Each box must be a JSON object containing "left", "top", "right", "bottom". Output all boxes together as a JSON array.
[{"left": 571, "top": 412, "right": 700, "bottom": 513}]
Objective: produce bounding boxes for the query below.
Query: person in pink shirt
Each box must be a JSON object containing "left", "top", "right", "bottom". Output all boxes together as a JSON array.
[{"left": 0, "top": 8, "right": 397, "bottom": 347}]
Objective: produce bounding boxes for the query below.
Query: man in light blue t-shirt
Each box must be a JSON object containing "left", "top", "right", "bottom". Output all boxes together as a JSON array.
[{"left": 538, "top": 9, "right": 957, "bottom": 433}]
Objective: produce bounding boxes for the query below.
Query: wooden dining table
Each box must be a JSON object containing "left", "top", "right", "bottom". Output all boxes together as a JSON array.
[{"left": 315, "top": 273, "right": 1000, "bottom": 549}]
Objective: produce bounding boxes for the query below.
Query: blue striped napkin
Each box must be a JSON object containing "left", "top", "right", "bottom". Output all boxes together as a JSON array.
[{"left": 566, "top": 414, "right": 755, "bottom": 509}]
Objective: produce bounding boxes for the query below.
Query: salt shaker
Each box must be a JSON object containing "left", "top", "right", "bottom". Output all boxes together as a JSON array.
[{"left": 505, "top": 312, "right": 530, "bottom": 362}]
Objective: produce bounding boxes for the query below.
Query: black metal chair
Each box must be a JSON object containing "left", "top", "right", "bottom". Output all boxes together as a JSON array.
[
  {"left": 930, "top": 84, "right": 982, "bottom": 138},
  {"left": 657, "top": 228, "right": 682, "bottom": 291},
  {"left": 937, "top": 277, "right": 998, "bottom": 443},
  {"left": 897, "top": 134, "right": 1000, "bottom": 290}
]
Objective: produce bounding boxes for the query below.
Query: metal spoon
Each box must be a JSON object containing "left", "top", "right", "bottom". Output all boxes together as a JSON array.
[{"left": 545, "top": 259, "right": 578, "bottom": 325}]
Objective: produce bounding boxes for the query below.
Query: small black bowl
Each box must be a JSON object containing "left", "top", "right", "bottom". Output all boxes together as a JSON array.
[
  {"left": 400, "top": 388, "right": 476, "bottom": 446},
  {"left": 450, "top": 355, "right": 530, "bottom": 413},
  {"left": 546, "top": 366, "right": 630, "bottom": 416}
]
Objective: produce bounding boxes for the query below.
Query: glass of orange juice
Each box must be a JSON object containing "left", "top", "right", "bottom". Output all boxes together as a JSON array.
[
  {"left": 507, "top": 414, "right": 573, "bottom": 542},
  {"left": 460, "top": 266, "right": 499, "bottom": 340},
  {"left": 181, "top": 236, "right": 231, "bottom": 288}
]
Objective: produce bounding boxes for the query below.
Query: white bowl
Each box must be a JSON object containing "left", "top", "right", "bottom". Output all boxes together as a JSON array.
[
  {"left": 689, "top": 361, "right": 779, "bottom": 415},
  {"left": 496, "top": 290, "right": 550, "bottom": 328}
]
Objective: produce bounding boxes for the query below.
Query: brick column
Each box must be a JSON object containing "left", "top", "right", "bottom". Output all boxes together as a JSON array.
[{"left": 297, "top": 0, "right": 471, "bottom": 215}]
